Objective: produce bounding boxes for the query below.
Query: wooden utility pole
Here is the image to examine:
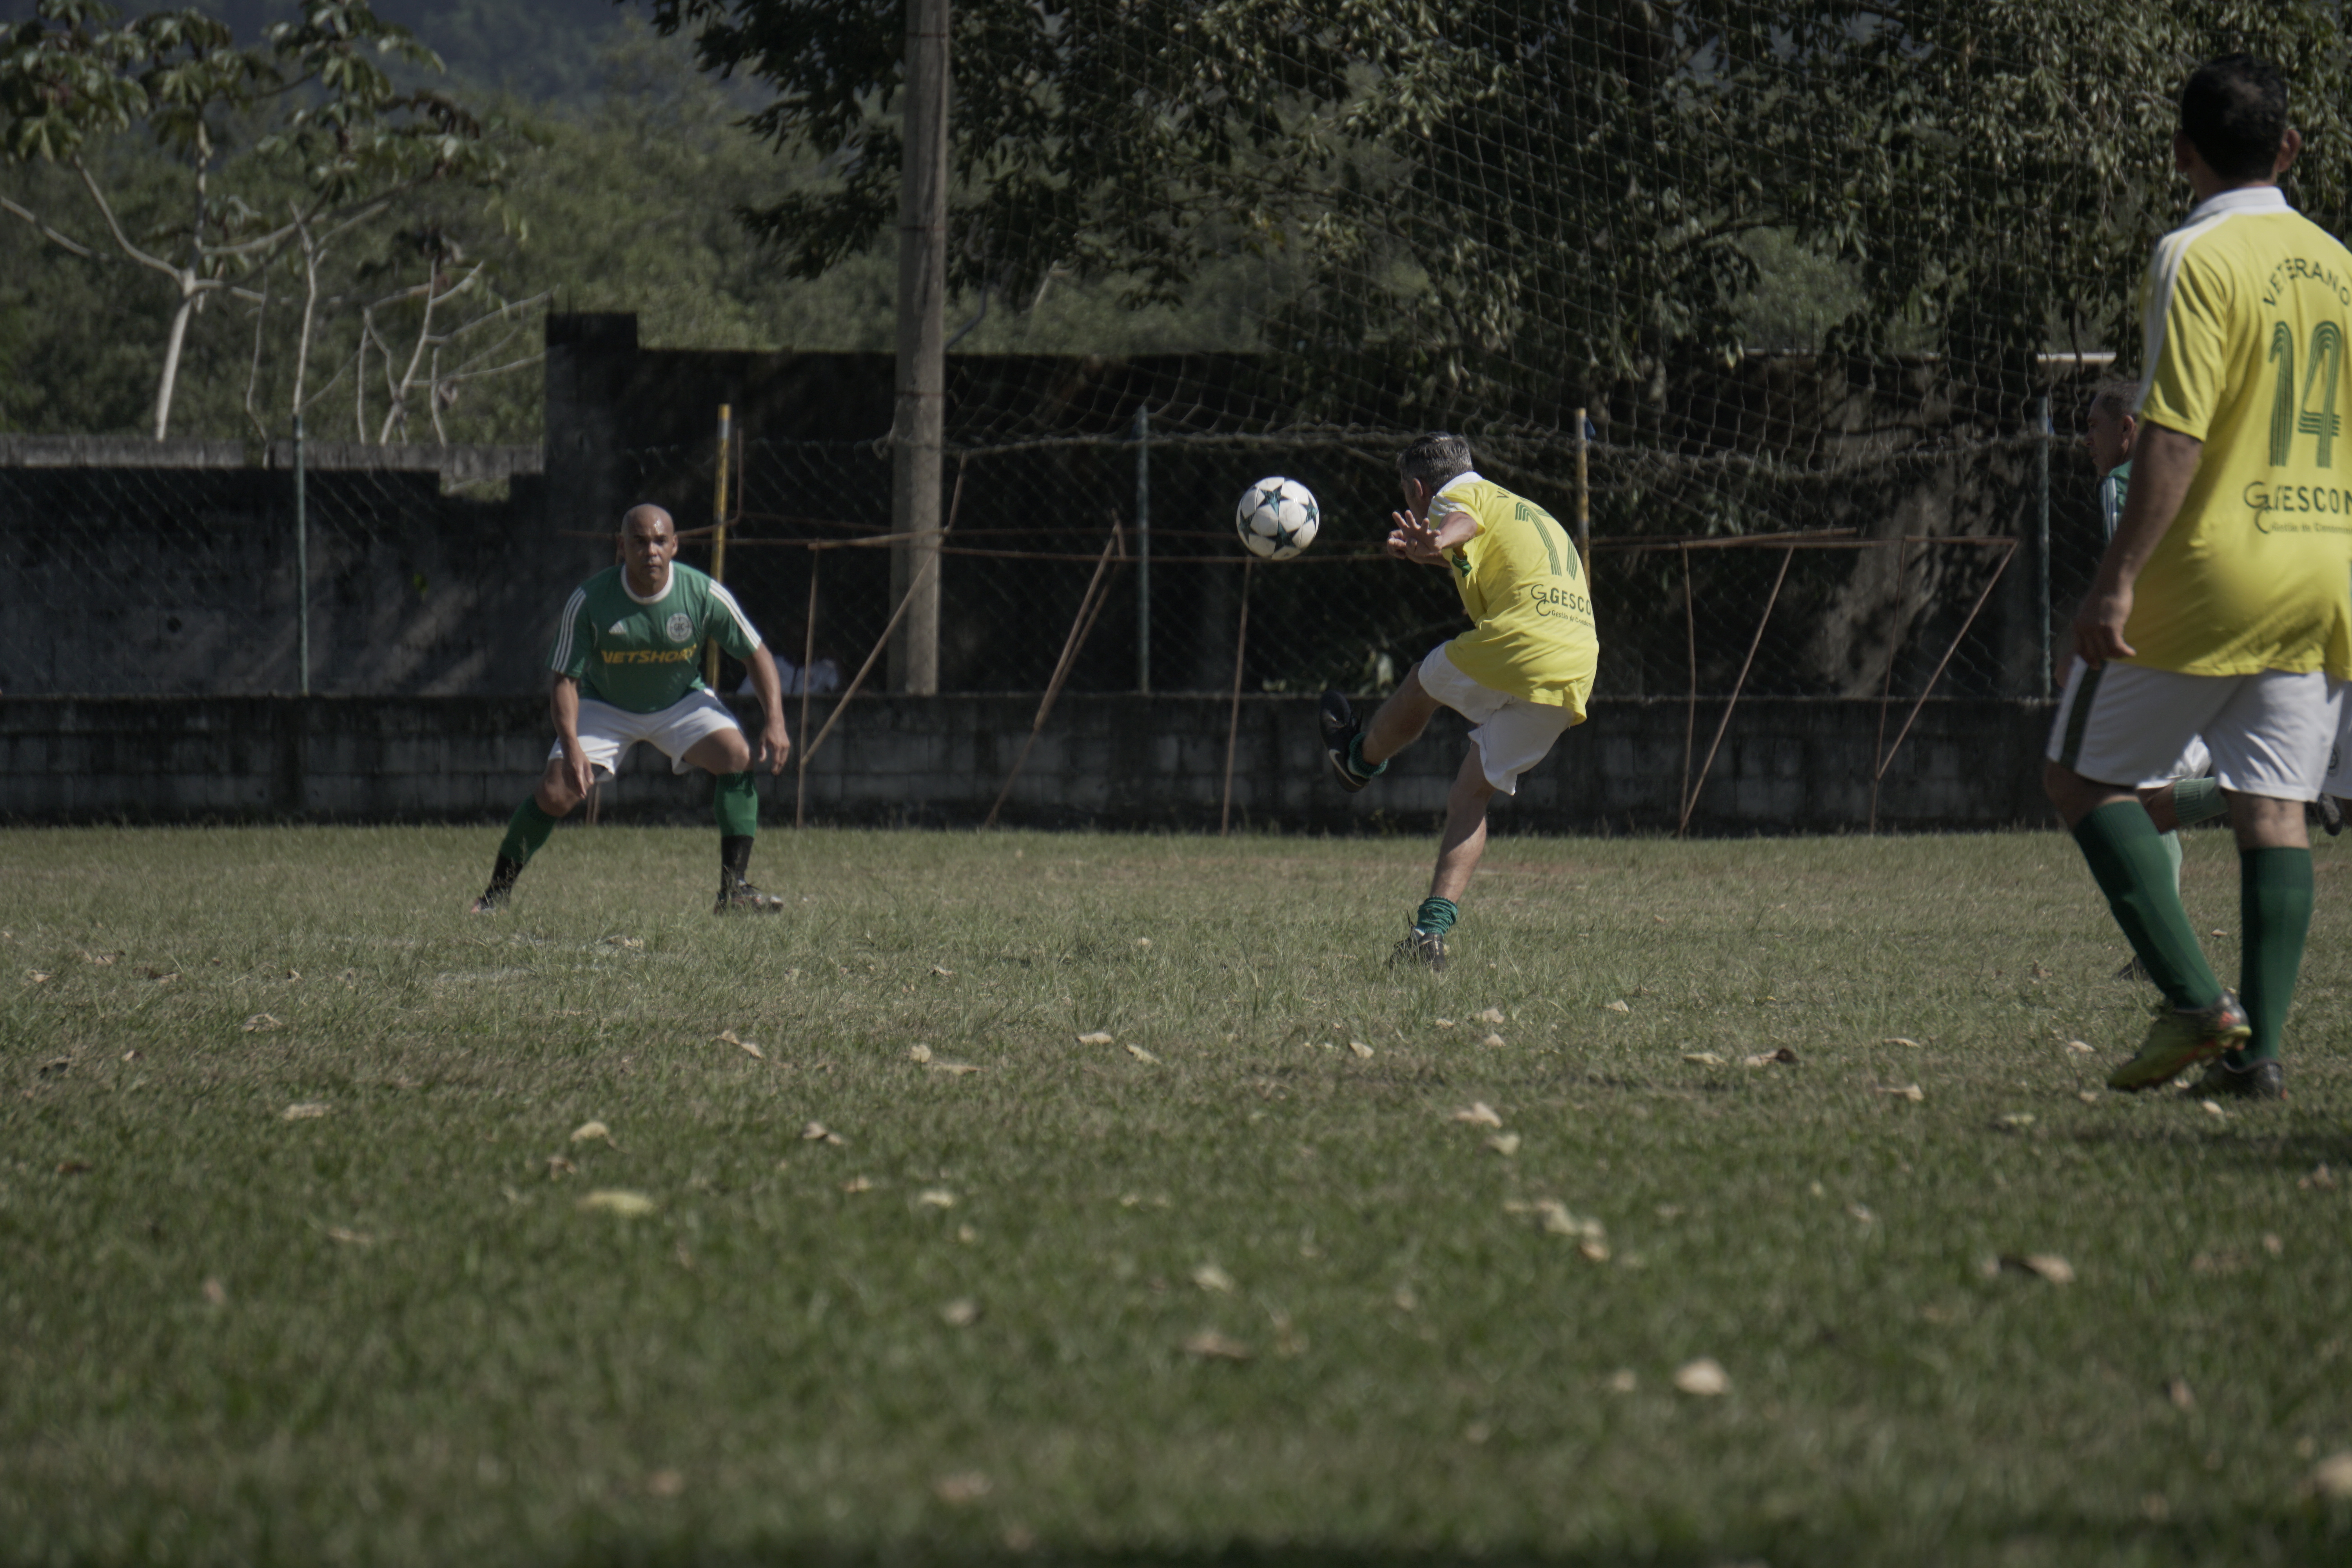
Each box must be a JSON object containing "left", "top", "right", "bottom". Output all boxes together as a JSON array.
[{"left": 889, "top": 0, "right": 949, "bottom": 694}]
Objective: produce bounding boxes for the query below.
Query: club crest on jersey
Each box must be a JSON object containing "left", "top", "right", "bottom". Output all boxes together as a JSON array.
[{"left": 665, "top": 612, "right": 695, "bottom": 643}]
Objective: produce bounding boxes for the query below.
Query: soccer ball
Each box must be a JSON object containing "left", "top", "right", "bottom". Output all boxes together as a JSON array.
[{"left": 1234, "top": 476, "right": 1320, "bottom": 561}]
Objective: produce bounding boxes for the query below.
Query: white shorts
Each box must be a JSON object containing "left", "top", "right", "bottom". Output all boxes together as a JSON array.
[
  {"left": 2045, "top": 662, "right": 2341, "bottom": 800},
  {"left": 1418, "top": 644, "right": 1579, "bottom": 794},
  {"left": 552, "top": 691, "right": 742, "bottom": 777}
]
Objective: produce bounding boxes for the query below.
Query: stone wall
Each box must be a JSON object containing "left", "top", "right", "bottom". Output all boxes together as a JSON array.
[{"left": 0, "top": 694, "right": 2056, "bottom": 834}]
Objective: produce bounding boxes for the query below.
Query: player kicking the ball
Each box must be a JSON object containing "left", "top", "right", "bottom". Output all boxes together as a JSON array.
[
  {"left": 470, "top": 504, "right": 792, "bottom": 915},
  {"left": 1317, "top": 433, "right": 1599, "bottom": 971}
]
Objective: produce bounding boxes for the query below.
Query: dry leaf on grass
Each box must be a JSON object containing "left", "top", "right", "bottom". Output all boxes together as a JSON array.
[
  {"left": 2079, "top": 1090, "right": 2103, "bottom": 1103},
  {"left": 2167, "top": 1378, "right": 2195, "bottom": 1412},
  {"left": 916, "top": 1189, "right": 957, "bottom": 1209},
  {"left": 840, "top": 1176, "right": 875, "bottom": 1194},
  {"left": 1847, "top": 1203, "right": 1876, "bottom": 1223},
  {"left": 545, "top": 1155, "right": 576, "bottom": 1178},
  {"left": 27, "top": 971, "right": 51, "bottom": 984},
  {"left": 1673, "top": 1357, "right": 1730, "bottom": 1396},
  {"left": 281, "top": 1103, "right": 330, "bottom": 1121},
  {"left": 603, "top": 935, "right": 644, "bottom": 951},
  {"left": 1076, "top": 1031, "right": 1114, "bottom": 1045},
  {"left": 643, "top": 1469, "right": 684, "bottom": 1498},
  {"left": 2305, "top": 1451, "right": 2352, "bottom": 1500},
  {"left": 120, "top": 1049, "right": 140, "bottom": 1062},
  {"left": 801, "top": 1121, "right": 846, "bottom": 1145},
  {"left": 715, "top": 1029, "right": 764, "bottom": 1059},
  {"left": 933, "top": 1062, "right": 982, "bottom": 1076},
  {"left": 1605, "top": 1369, "right": 1638, "bottom": 1393},
  {"left": 55, "top": 1160, "right": 91, "bottom": 1175},
  {"left": 930, "top": 965, "right": 955, "bottom": 977},
  {"left": 1452, "top": 1102, "right": 1504, "bottom": 1128},
  {"left": 201, "top": 1277, "right": 227, "bottom": 1305},
  {"left": 1433, "top": 1017, "right": 1456, "bottom": 1029},
  {"left": 1683, "top": 1051, "right": 1727, "bottom": 1066},
  {"left": 1987, "top": 1253, "right": 2075, "bottom": 1285},
  {"left": 1476, "top": 1007, "right": 1506, "bottom": 1024},
  {"left": 1481, "top": 1032, "right": 1507, "bottom": 1048},
  {"left": 241, "top": 1014, "right": 284, "bottom": 1033},
  {"left": 2300, "top": 1163, "right": 2336, "bottom": 1191},
  {"left": 38, "top": 1058, "right": 69, "bottom": 1076},
  {"left": 2065, "top": 1040, "right": 2096, "bottom": 1054},
  {"left": 1133, "top": 937, "right": 1152, "bottom": 948},
  {"left": 143, "top": 968, "right": 178, "bottom": 984},
  {"left": 908, "top": 1044, "right": 933, "bottom": 1064},
  {"left": 1348, "top": 1040, "right": 1374, "bottom": 1059},
  {"left": 577, "top": 1190, "right": 657, "bottom": 1218},
  {"left": 1878, "top": 1084, "right": 1925, "bottom": 1103},
  {"left": 1191, "top": 1263, "right": 1236, "bottom": 1293},
  {"left": 1880, "top": 1037, "right": 1924, "bottom": 1049},
  {"left": 325, "top": 1227, "right": 374, "bottom": 1246},
  {"left": 1997, "top": 1113, "right": 2036, "bottom": 1130},
  {"left": 1487, "top": 1133, "right": 1521, "bottom": 1157},
  {"left": 1742, "top": 1048, "right": 1800, "bottom": 1068},
  {"left": 940, "top": 1299, "right": 980, "bottom": 1328},
  {"left": 1125, "top": 1044, "right": 1160, "bottom": 1064},
  {"left": 1181, "top": 1330, "right": 1251, "bottom": 1361},
  {"left": 1605, "top": 1000, "right": 1632, "bottom": 1014},
  {"left": 2200, "top": 1100, "right": 2227, "bottom": 1118},
  {"left": 934, "top": 1472, "right": 991, "bottom": 1505}
]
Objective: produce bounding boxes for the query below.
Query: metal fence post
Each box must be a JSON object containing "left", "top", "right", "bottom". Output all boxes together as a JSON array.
[
  {"left": 294, "top": 412, "right": 309, "bottom": 696},
  {"left": 2035, "top": 392, "right": 2051, "bottom": 699},
  {"left": 1134, "top": 403, "right": 1151, "bottom": 694}
]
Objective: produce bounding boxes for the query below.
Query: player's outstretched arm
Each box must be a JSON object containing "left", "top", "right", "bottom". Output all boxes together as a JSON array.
[
  {"left": 2075, "top": 424, "right": 2202, "bottom": 666},
  {"left": 743, "top": 643, "right": 791, "bottom": 773},
  {"left": 1386, "top": 508, "right": 1480, "bottom": 565},
  {"left": 550, "top": 675, "right": 592, "bottom": 800}
]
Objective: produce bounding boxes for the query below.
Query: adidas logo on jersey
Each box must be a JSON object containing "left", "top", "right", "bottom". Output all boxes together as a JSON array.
[{"left": 609, "top": 621, "right": 628, "bottom": 635}]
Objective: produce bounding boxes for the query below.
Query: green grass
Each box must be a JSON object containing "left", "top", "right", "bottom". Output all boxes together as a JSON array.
[{"left": 4, "top": 823, "right": 2351, "bottom": 1567}]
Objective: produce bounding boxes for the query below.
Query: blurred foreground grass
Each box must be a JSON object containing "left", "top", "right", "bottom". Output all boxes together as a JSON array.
[{"left": 3, "top": 823, "right": 2350, "bottom": 1567}]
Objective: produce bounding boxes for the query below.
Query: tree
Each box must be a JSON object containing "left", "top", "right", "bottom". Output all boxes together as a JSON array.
[{"left": 0, "top": 0, "right": 508, "bottom": 437}]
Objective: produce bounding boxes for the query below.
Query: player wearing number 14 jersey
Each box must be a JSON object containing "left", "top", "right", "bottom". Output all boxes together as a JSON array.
[
  {"left": 1318, "top": 433, "right": 1600, "bottom": 969},
  {"left": 2045, "top": 55, "right": 2352, "bottom": 1099}
]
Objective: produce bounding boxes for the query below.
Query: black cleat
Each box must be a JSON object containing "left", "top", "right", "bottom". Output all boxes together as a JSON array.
[
  {"left": 715, "top": 877, "right": 788, "bottom": 915},
  {"left": 2189, "top": 1057, "right": 2285, "bottom": 1101},
  {"left": 2311, "top": 795, "right": 2345, "bottom": 837},
  {"left": 1319, "top": 690, "right": 1379, "bottom": 793},
  {"left": 468, "top": 887, "right": 508, "bottom": 915},
  {"left": 470, "top": 856, "right": 523, "bottom": 915},
  {"left": 1389, "top": 928, "right": 1447, "bottom": 973}
]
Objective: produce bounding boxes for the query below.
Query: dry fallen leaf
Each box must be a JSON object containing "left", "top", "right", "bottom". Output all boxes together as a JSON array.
[
  {"left": 1486, "top": 1132, "right": 1521, "bottom": 1157},
  {"left": 241, "top": 1014, "right": 284, "bottom": 1033},
  {"left": 1880, "top": 1037, "right": 1924, "bottom": 1049},
  {"left": 545, "top": 1155, "right": 576, "bottom": 1178},
  {"left": 325, "top": 1227, "right": 374, "bottom": 1246},
  {"left": 1605, "top": 1369, "right": 1638, "bottom": 1393},
  {"left": 1480, "top": 1032, "right": 1507, "bottom": 1048},
  {"left": 2301, "top": 1164, "right": 2337, "bottom": 1191},
  {"left": 1989, "top": 1253, "right": 2075, "bottom": 1285},
  {"left": 800, "top": 1121, "right": 831, "bottom": 1142},
  {"left": 1125, "top": 1044, "right": 1160, "bottom": 1064},
  {"left": 2200, "top": 1100, "right": 2227, "bottom": 1119},
  {"left": 201, "top": 1277, "right": 228, "bottom": 1306},
  {"left": 604, "top": 935, "right": 644, "bottom": 951},
  {"left": 2167, "top": 1378, "right": 2196, "bottom": 1412},
  {"left": 715, "top": 1029, "right": 764, "bottom": 1059},
  {"left": 27, "top": 971, "right": 50, "bottom": 984},
  {"left": 908, "top": 1044, "right": 934, "bottom": 1064},
  {"left": 281, "top": 1102, "right": 330, "bottom": 1121},
  {"left": 1191, "top": 1263, "right": 1236, "bottom": 1294},
  {"left": 1452, "top": 1102, "right": 1504, "bottom": 1128},
  {"left": 38, "top": 1057, "right": 69, "bottom": 1076},
  {"left": 933, "top": 1062, "right": 983, "bottom": 1076},
  {"left": 931, "top": 964, "right": 955, "bottom": 977},
  {"left": 1847, "top": 1203, "right": 1876, "bottom": 1223},
  {"left": 1673, "top": 1357, "right": 1730, "bottom": 1396},
  {"left": 934, "top": 1472, "right": 991, "bottom": 1504},
  {"left": 1180, "top": 1330, "right": 1251, "bottom": 1361},
  {"left": 916, "top": 1189, "right": 957, "bottom": 1209},
  {"left": 1476, "top": 1007, "right": 1505, "bottom": 1024},
  {"left": 2065, "top": 1040, "right": 2096, "bottom": 1055},
  {"left": 2307, "top": 1451, "right": 2352, "bottom": 1500},
  {"left": 644, "top": 1469, "right": 684, "bottom": 1498},
  {"left": 571, "top": 1121, "right": 612, "bottom": 1144},
  {"left": 577, "top": 1190, "right": 657, "bottom": 1218},
  {"left": 940, "top": 1298, "right": 980, "bottom": 1328},
  {"left": 1604, "top": 1000, "right": 1632, "bottom": 1014},
  {"left": 839, "top": 1176, "right": 875, "bottom": 1194},
  {"left": 1076, "top": 1031, "right": 1114, "bottom": 1045},
  {"left": 2078, "top": 1091, "right": 2103, "bottom": 1104},
  {"left": 1348, "top": 1040, "right": 1373, "bottom": 1059},
  {"left": 55, "top": 1160, "right": 92, "bottom": 1176},
  {"left": 1878, "top": 1084, "right": 1925, "bottom": 1103},
  {"left": 1433, "top": 1017, "right": 1456, "bottom": 1029},
  {"left": 1683, "top": 1051, "right": 1727, "bottom": 1066},
  {"left": 1997, "top": 1112, "right": 2036, "bottom": 1130}
]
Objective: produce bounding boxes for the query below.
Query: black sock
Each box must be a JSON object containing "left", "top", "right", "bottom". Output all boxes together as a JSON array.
[{"left": 720, "top": 835, "right": 753, "bottom": 886}]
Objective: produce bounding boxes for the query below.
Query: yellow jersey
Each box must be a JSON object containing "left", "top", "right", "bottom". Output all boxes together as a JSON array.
[
  {"left": 1431, "top": 473, "right": 1600, "bottom": 714},
  {"left": 2131, "top": 186, "right": 2352, "bottom": 678}
]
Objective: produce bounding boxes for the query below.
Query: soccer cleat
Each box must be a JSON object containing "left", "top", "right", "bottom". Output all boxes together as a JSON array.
[
  {"left": 2311, "top": 795, "right": 2345, "bottom": 837},
  {"left": 2106, "top": 989, "right": 2252, "bottom": 1092},
  {"left": 1389, "top": 927, "right": 1447, "bottom": 973},
  {"left": 468, "top": 889, "right": 507, "bottom": 915},
  {"left": 715, "top": 877, "right": 788, "bottom": 915},
  {"left": 2188, "top": 1057, "right": 2286, "bottom": 1101},
  {"left": 1318, "top": 689, "right": 1379, "bottom": 792}
]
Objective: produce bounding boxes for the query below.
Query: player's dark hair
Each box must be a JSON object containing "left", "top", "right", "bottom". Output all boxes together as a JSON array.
[
  {"left": 2181, "top": 55, "right": 2289, "bottom": 184},
  {"left": 2090, "top": 377, "right": 2141, "bottom": 418},
  {"left": 1398, "top": 433, "right": 1474, "bottom": 488}
]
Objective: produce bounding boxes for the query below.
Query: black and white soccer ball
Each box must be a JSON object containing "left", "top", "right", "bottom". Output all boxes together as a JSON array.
[{"left": 1234, "top": 476, "right": 1320, "bottom": 561}]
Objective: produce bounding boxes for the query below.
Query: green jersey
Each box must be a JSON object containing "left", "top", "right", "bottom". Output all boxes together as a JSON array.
[
  {"left": 548, "top": 563, "right": 762, "bottom": 713},
  {"left": 2098, "top": 458, "right": 2131, "bottom": 542}
]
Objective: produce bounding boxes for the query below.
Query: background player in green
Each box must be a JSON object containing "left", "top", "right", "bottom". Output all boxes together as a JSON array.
[
  {"left": 2045, "top": 56, "right": 2352, "bottom": 1099},
  {"left": 470, "top": 504, "right": 792, "bottom": 915},
  {"left": 1317, "top": 433, "right": 1599, "bottom": 970}
]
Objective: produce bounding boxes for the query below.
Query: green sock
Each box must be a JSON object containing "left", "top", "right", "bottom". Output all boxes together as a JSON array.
[
  {"left": 2070, "top": 801, "right": 2221, "bottom": 1013},
  {"left": 2229, "top": 846, "right": 2312, "bottom": 1066},
  {"left": 497, "top": 797, "right": 558, "bottom": 867},
  {"left": 1350, "top": 734, "right": 1389, "bottom": 778},
  {"left": 2160, "top": 828, "right": 2183, "bottom": 894},
  {"left": 2172, "top": 776, "right": 2228, "bottom": 826},
  {"left": 714, "top": 771, "right": 759, "bottom": 838},
  {"left": 1412, "top": 897, "right": 1457, "bottom": 937}
]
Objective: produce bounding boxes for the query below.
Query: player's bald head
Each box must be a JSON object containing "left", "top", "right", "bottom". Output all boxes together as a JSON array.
[{"left": 621, "top": 504, "right": 674, "bottom": 539}]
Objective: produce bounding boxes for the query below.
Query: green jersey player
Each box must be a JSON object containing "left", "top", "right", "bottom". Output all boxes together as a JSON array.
[{"left": 470, "top": 504, "right": 792, "bottom": 915}]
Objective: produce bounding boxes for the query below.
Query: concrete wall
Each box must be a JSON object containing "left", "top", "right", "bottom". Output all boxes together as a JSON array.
[{"left": 0, "top": 694, "right": 2056, "bottom": 834}]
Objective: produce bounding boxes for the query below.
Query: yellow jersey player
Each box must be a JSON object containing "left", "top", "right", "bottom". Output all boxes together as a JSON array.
[
  {"left": 1318, "top": 433, "right": 1599, "bottom": 969},
  {"left": 2045, "top": 56, "right": 2352, "bottom": 1100}
]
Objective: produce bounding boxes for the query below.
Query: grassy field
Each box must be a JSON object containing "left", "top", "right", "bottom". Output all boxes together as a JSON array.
[{"left": 3, "top": 821, "right": 2350, "bottom": 1567}]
